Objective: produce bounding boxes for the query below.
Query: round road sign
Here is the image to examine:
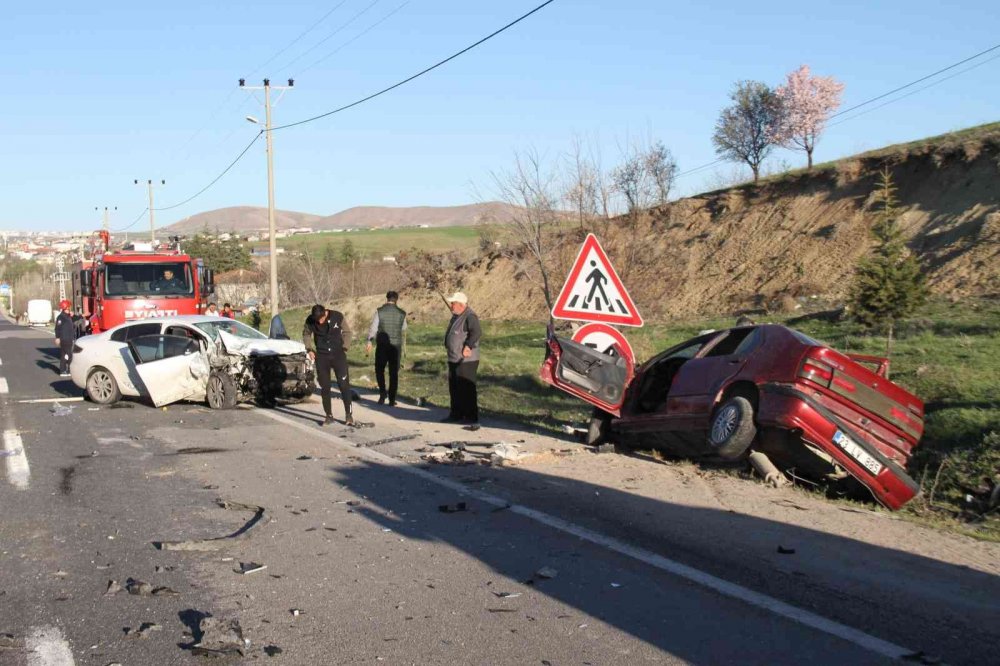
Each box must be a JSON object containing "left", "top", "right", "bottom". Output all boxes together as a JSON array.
[{"left": 571, "top": 322, "right": 634, "bottom": 367}]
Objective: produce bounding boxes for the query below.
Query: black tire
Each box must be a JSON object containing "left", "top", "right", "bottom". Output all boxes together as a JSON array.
[
  {"left": 587, "top": 409, "right": 611, "bottom": 446},
  {"left": 708, "top": 396, "right": 757, "bottom": 460},
  {"left": 86, "top": 367, "right": 121, "bottom": 405},
  {"left": 206, "top": 371, "right": 238, "bottom": 410}
]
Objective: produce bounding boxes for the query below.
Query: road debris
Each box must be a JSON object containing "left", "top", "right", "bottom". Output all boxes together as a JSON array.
[
  {"left": 290, "top": 609, "right": 305, "bottom": 617},
  {"left": 124, "top": 578, "right": 178, "bottom": 596},
  {"left": 190, "top": 616, "right": 248, "bottom": 658},
  {"left": 438, "top": 502, "right": 468, "bottom": 513},
  {"left": 535, "top": 567, "right": 558, "bottom": 579},
  {"left": 104, "top": 580, "right": 122, "bottom": 597},
  {"left": 124, "top": 622, "right": 161, "bottom": 639},
  {"left": 295, "top": 455, "right": 315, "bottom": 461},
  {"left": 154, "top": 500, "right": 269, "bottom": 552},
  {"left": 492, "top": 592, "right": 521, "bottom": 599},
  {"left": 490, "top": 442, "right": 531, "bottom": 466},
  {"left": 777, "top": 546, "right": 796, "bottom": 555},
  {"left": 235, "top": 562, "right": 267, "bottom": 575},
  {"left": 359, "top": 434, "right": 418, "bottom": 448},
  {"left": 263, "top": 645, "right": 283, "bottom": 656},
  {"left": 49, "top": 403, "right": 74, "bottom": 416},
  {"left": 0, "top": 633, "right": 20, "bottom": 649}
]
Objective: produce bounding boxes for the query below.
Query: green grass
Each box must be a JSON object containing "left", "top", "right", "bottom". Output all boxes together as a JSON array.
[
  {"left": 259, "top": 299, "right": 999, "bottom": 537},
  {"left": 254, "top": 226, "right": 484, "bottom": 259}
]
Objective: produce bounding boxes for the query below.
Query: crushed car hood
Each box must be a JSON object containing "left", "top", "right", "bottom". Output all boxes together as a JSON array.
[{"left": 218, "top": 330, "right": 308, "bottom": 357}]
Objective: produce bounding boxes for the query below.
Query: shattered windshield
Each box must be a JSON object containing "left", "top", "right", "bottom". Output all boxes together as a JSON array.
[
  {"left": 105, "top": 262, "right": 193, "bottom": 297},
  {"left": 195, "top": 319, "right": 269, "bottom": 341}
]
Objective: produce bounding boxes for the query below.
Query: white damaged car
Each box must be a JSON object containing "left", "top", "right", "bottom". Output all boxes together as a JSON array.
[{"left": 70, "top": 315, "right": 315, "bottom": 408}]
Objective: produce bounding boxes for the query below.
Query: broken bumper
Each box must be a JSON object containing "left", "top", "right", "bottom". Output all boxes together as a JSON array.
[
  {"left": 252, "top": 354, "right": 316, "bottom": 400},
  {"left": 759, "top": 383, "right": 919, "bottom": 510}
]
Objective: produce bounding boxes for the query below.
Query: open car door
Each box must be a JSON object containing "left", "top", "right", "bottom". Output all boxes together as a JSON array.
[
  {"left": 128, "top": 334, "right": 208, "bottom": 407},
  {"left": 269, "top": 314, "right": 290, "bottom": 340},
  {"left": 539, "top": 332, "right": 633, "bottom": 417}
]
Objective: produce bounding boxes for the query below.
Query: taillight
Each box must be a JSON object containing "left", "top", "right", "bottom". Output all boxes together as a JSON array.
[{"left": 798, "top": 356, "right": 834, "bottom": 386}]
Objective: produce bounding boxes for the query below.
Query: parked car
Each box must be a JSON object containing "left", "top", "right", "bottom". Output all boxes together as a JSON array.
[
  {"left": 540, "top": 324, "right": 925, "bottom": 510},
  {"left": 70, "top": 315, "right": 315, "bottom": 409}
]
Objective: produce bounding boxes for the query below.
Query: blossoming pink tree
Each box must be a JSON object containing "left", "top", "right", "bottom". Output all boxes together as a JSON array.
[{"left": 773, "top": 65, "right": 845, "bottom": 169}]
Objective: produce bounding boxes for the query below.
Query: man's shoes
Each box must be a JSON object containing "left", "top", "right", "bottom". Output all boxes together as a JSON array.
[
  {"left": 322, "top": 415, "right": 335, "bottom": 426},
  {"left": 462, "top": 422, "right": 481, "bottom": 432},
  {"left": 377, "top": 394, "right": 386, "bottom": 405},
  {"left": 388, "top": 400, "right": 397, "bottom": 407},
  {"left": 440, "top": 414, "right": 461, "bottom": 423},
  {"left": 345, "top": 416, "right": 357, "bottom": 427}
]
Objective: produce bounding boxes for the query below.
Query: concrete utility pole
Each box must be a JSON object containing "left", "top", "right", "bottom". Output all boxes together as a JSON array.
[
  {"left": 240, "top": 77, "right": 293, "bottom": 315},
  {"left": 95, "top": 206, "right": 117, "bottom": 232},
  {"left": 135, "top": 180, "right": 165, "bottom": 244}
]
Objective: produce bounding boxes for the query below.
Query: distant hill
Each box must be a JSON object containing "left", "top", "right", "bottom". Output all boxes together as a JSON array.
[{"left": 164, "top": 202, "right": 522, "bottom": 234}]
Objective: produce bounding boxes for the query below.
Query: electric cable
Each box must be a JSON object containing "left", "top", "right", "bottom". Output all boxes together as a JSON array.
[
  {"left": 277, "top": 0, "right": 383, "bottom": 75},
  {"left": 246, "top": 0, "right": 350, "bottom": 79},
  {"left": 112, "top": 208, "right": 151, "bottom": 233},
  {"left": 295, "top": 0, "right": 413, "bottom": 77},
  {"left": 271, "top": 0, "right": 558, "bottom": 131},
  {"left": 153, "top": 132, "right": 263, "bottom": 213}
]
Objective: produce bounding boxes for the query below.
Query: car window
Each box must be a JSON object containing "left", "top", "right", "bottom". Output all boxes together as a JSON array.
[
  {"left": 666, "top": 340, "right": 706, "bottom": 361},
  {"left": 195, "top": 319, "right": 268, "bottom": 341},
  {"left": 164, "top": 325, "right": 201, "bottom": 340},
  {"left": 704, "top": 328, "right": 758, "bottom": 357},
  {"left": 105, "top": 262, "right": 193, "bottom": 297},
  {"left": 109, "top": 322, "right": 161, "bottom": 343},
  {"left": 109, "top": 327, "right": 129, "bottom": 343},
  {"left": 130, "top": 334, "right": 198, "bottom": 363}
]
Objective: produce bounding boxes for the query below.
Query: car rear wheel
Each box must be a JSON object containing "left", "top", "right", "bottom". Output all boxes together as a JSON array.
[
  {"left": 86, "top": 367, "right": 121, "bottom": 405},
  {"left": 708, "top": 396, "right": 757, "bottom": 460},
  {"left": 206, "top": 371, "right": 238, "bottom": 410}
]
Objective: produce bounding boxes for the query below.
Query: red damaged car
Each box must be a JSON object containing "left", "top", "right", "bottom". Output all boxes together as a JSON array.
[{"left": 540, "top": 324, "right": 925, "bottom": 510}]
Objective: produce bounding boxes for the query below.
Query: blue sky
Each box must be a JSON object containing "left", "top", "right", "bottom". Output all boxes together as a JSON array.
[{"left": 1, "top": 0, "right": 997, "bottom": 231}]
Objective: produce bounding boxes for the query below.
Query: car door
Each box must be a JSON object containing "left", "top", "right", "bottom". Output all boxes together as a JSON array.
[
  {"left": 128, "top": 334, "right": 208, "bottom": 407},
  {"left": 665, "top": 327, "right": 761, "bottom": 425},
  {"left": 539, "top": 333, "right": 633, "bottom": 416},
  {"left": 108, "top": 322, "right": 164, "bottom": 394}
]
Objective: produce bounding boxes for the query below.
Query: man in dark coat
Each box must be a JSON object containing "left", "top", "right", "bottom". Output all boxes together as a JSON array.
[
  {"left": 365, "top": 291, "right": 407, "bottom": 406},
  {"left": 54, "top": 300, "right": 76, "bottom": 377},
  {"left": 303, "top": 304, "right": 355, "bottom": 426},
  {"left": 442, "top": 292, "right": 482, "bottom": 426}
]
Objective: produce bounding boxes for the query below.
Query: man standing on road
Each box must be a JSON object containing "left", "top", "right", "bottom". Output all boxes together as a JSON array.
[
  {"left": 442, "top": 292, "right": 481, "bottom": 426},
  {"left": 365, "top": 291, "right": 407, "bottom": 406},
  {"left": 303, "top": 304, "right": 355, "bottom": 427},
  {"left": 54, "top": 299, "right": 75, "bottom": 377}
]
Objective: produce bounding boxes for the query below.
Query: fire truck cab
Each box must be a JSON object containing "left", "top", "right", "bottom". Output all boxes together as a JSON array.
[{"left": 72, "top": 234, "right": 215, "bottom": 333}]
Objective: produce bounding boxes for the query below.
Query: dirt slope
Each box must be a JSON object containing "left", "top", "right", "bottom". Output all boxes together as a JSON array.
[{"left": 419, "top": 124, "right": 1000, "bottom": 322}]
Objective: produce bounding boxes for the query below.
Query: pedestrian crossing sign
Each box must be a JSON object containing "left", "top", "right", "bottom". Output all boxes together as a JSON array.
[{"left": 551, "top": 234, "right": 643, "bottom": 327}]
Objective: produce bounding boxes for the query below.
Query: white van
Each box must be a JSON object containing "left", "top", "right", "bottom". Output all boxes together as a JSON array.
[{"left": 27, "top": 299, "right": 53, "bottom": 327}]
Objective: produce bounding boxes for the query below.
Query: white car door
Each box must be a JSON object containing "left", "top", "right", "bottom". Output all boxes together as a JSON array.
[{"left": 128, "top": 334, "right": 209, "bottom": 407}]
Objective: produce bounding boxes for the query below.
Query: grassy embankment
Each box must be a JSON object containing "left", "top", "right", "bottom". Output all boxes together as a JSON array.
[
  {"left": 268, "top": 299, "right": 999, "bottom": 537},
  {"left": 253, "top": 226, "right": 483, "bottom": 259}
]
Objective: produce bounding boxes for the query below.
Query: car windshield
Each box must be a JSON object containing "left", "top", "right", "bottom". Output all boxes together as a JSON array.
[
  {"left": 195, "top": 319, "right": 268, "bottom": 341},
  {"left": 105, "top": 262, "right": 193, "bottom": 297}
]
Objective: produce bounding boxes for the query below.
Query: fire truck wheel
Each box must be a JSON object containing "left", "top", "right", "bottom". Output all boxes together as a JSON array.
[
  {"left": 86, "top": 367, "right": 121, "bottom": 405},
  {"left": 207, "top": 371, "right": 238, "bottom": 410}
]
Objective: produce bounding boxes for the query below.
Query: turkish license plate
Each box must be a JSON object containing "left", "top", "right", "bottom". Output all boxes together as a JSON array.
[{"left": 833, "top": 430, "right": 883, "bottom": 476}]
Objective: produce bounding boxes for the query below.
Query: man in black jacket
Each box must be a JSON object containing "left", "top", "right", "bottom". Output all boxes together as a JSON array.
[
  {"left": 54, "top": 299, "right": 76, "bottom": 377},
  {"left": 303, "top": 304, "right": 355, "bottom": 426}
]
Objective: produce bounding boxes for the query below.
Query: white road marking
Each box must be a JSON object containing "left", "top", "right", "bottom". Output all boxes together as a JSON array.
[
  {"left": 3, "top": 430, "right": 29, "bottom": 490},
  {"left": 26, "top": 625, "right": 75, "bottom": 665},
  {"left": 259, "top": 407, "right": 915, "bottom": 661},
  {"left": 0, "top": 377, "right": 8, "bottom": 393},
  {"left": 17, "top": 397, "right": 85, "bottom": 404},
  {"left": 0, "top": 357, "right": 4, "bottom": 365}
]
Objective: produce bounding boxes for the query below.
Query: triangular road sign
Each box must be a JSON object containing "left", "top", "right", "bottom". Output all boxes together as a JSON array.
[{"left": 551, "top": 234, "right": 643, "bottom": 327}]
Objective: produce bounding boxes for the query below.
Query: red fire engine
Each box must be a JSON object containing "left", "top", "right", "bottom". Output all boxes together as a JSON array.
[{"left": 72, "top": 231, "right": 215, "bottom": 333}]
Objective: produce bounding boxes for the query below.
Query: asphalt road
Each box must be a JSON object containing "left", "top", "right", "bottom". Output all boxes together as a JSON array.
[{"left": 0, "top": 312, "right": 996, "bottom": 665}]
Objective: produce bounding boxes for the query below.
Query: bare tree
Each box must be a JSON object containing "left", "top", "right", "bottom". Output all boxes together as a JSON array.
[
  {"left": 645, "top": 140, "right": 678, "bottom": 206},
  {"left": 712, "top": 80, "right": 783, "bottom": 184},
  {"left": 563, "top": 135, "right": 600, "bottom": 231},
  {"left": 490, "top": 149, "right": 562, "bottom": 316}
]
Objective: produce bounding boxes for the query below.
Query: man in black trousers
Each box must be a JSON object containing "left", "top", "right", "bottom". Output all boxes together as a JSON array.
[
  {"left": 365, "top": 291, "right": 407, "bottom": 406},
  {"left": 302, "top": 304, "right": 355, "bottom": 426},
  {"left": 442, "top": 292, "right": 482, "bottom": 426},
  {"left": 54, "top": 299, "right": 76, "bottom": 377}
]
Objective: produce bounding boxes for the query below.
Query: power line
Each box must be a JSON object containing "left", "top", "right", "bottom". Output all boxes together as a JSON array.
[
  {"left": 675, "top": 41, "right": 1000, "bottom": 181},
  {"left": 296, "top": 0, "right": 413, "bottom": 77},
  {"left": 113, "top": 208, "right": 150, "bottom": 233},
  {"left": 154, "top": 132, "right": 263, "bottom": 213},
  {"left": 247, "top": 0, "right": 351, "bottom": 79},
  {"left": 278, "top": 0, "right": 383, "bottom": 75},
  {"left": 271, "top": 0, "right": 558, "bottom": 132}
]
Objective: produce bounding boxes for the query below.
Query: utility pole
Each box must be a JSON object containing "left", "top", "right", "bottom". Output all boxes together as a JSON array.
[
  {"left": 95, "top": 206, "right": 117, "bottom": 232},
  {"left": 240, "top": 77, "right": 293, "bottom": 315},
  {"left": 134, "top": 179, "right": 165, "bottom": 244}
]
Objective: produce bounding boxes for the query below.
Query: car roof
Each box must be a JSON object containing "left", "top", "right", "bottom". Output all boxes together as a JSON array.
[{"left": 107, "top": 315, "right": 238, "bottom": 331}]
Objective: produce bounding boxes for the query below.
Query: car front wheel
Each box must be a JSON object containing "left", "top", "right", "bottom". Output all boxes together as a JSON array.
[
  {"left": 708, "top": 396, "right": 757, "bottom": 460},
  {"left": 86, "top": 367, "right": 121, "bottom": 405},
  {"left": 206, "top": 371, "right": 238, "bottom": 410}
]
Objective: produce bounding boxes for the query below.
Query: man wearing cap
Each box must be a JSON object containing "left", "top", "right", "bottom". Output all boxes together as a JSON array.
[
  {"left": 442, "top": 292, "right": 482, "bottom": 425},
  {"left": 54, "top": 300, "right": 75, "bottom": 377}
]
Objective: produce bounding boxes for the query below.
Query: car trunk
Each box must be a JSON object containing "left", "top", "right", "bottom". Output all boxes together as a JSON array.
[{"left": 797, "top": 346, "right": 924, "bottom": 466}]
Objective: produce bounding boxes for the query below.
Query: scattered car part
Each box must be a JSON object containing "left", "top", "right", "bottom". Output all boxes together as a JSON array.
[
  {"left": 749, "top": 451, "right": 791, "bottom": 487},
  {"left": 153, "top": 499, "right": 269, "bottom": 552}
]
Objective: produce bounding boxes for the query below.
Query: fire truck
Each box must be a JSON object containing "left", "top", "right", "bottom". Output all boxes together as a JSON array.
[{"left": 72, "top": 231, "right": 215, "bottom": 333}]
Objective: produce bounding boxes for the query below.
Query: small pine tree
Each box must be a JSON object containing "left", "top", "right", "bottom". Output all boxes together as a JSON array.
[
  {"left": 339, "top": 239, "right": 359, "bottom": 264},
  {"left": 848, "top": 166, "right": 928, "bottom": 359}
]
